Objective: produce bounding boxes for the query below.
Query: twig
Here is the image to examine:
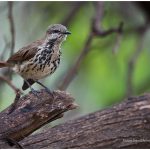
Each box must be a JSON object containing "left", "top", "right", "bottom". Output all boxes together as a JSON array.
[
  {"left": 8, "top": 1, "right": 15, "bottom": 56},
  {"left": 58, "top": 2, "right": 123, "bottom": 90},
  {"left": 0, "top": 76, "right": 21, "bottom": 94},
  {"left": 92, "top": 1, "right": 104, "bottom": 30},
  {"left": 126, "top": 25, "right": 148, "bottom": 97},
  {"left": 93, "top": 22, "right": 123, "bottom": 37},
  {"left": 0, "top": 76, "right": 22, "bottom": 115},
  {"left": 8, "top": 1, "right": 15, "bottom": 79},
  {"left": 0, "top": 76, "right": 23, "bottom": 114},
  {"left": 0, "top": 75, "right": 21, "bottom": 113},
  {"left": 92, "top": 2, "right": 123, "bottom": 37},
  {"left": 0, "top": 3, "right": 14, "bottom": 87},
  {"left": 112, "top": 30, "right": 123, "bottom": 54},
  {"left": 0, "top": 36, "right": 11, "bottom": 60}
]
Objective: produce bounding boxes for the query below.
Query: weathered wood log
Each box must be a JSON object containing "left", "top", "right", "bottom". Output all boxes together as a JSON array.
[
  {"left": 19, "top": 94, "right": 150, "bottom": 148},
  {"left": 1, "top": 91, "right": 150, "bottom": 148},
  {"left": 0, "top": 90, "right": 77, "bottom": 148}
]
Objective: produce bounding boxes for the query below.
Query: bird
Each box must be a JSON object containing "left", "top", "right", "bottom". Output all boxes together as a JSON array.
[{"left": 0, "top": 24, "right": 71, "bottom": 94}]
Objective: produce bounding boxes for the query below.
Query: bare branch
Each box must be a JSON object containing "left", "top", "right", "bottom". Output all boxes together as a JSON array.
[
  {"left": 0, "top": 75, "right": 22, "bottom": 114},
  {"left": 92, "top": 2, "right": 123, "bottom": 37},
  {"left": 92, "top": 1, "right": 104, "bottom": 30},
  {"left": 8, "top": 1, "right": 15, "bottom": 56},
  {"left": 112, "top": 30, "right": 123, "bottom": 54},
  {"left": 0, "top": 76, "right": 21, "bottom": 94},
  {"left": 0, "top": 36, "right": 11, "bottom": 60},
  {"left": 58, "top": 2, "right": 123, "bottom": 90},
  {"left": 0, "top": 2, "right": 15, "bottom": 89},
  {"left": 92, "top": 22, "right": 123, "bottom": 37},
  {"left": 126, "top": 25, "right": 148, "bottom": 97},
  {"left": 8, "top": 1, "right": 15, "bottom": 79}
]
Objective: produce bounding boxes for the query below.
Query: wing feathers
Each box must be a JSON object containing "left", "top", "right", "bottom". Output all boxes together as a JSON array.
[{"left": 7, "top": 39, "right": 43, "bottom": 63}]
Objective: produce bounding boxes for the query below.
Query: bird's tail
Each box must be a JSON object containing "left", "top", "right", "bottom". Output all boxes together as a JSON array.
[{"left": 0, "top": 61, "right": 11, "bottom": 68}]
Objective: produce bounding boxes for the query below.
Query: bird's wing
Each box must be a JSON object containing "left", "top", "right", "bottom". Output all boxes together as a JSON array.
[{"left": 7, "top": 39, "right": 43, "bottom": 63}]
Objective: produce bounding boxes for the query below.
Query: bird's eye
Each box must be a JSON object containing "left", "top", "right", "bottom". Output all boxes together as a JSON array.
[{"left": 53, "top": 30, "right": 60, "bottom": 33}]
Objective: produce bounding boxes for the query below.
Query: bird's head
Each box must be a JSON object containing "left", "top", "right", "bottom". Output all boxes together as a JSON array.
[{"left": 46, "top": 24, "right": 71, "bottom": 43}]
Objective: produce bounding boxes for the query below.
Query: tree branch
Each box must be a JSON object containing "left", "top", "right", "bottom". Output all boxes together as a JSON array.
[
  {"left": 92, "top": 2, "right": 123, "bottom": 37},
  {"left": 0, "top": 76, "right": 21, "bottom": 94},
  {"left": 17, "top": 93, "right": 150, "bottom": 148},
  {"left": 0, "top": 90, "right": 77, "bottom": 148},
  {"left": 8, "top": 1, "right": 15, "bottom": 80},
  {"left": 0, "top": 36, "right": 11, "bottom": 61},
  {"left": 8, "top": 1, "right": 15, "bottom": 56},
  {"left": 1, "top": 87, "right": 150, "bottom": 148},
  {"left": 126, "top": 23, "right": 149, "bottom": 97},
  {"left": 58, "top": 1, "right": 123, "bottom": 90}
]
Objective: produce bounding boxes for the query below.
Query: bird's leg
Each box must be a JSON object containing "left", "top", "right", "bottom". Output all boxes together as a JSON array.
[
  {"left": 35, "top": 81, "right": 53, "bottom": 96},
  {"left": 24, "top": 80, "right": 40, "bottom": 97}
]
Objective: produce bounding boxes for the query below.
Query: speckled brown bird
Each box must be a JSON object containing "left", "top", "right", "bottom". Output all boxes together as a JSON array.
[{"left": 0, "top": 24, "right": 71, "bottom": 93}]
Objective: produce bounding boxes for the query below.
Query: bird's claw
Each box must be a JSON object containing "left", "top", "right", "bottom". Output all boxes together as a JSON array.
[
  {"left": 30, "top": 88, "right": 40, "bottom": 98},
  {"left": 44, "top": 87, "right": 54, "bottom": 98}
]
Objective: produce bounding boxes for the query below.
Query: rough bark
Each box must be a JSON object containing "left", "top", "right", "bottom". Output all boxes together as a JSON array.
[
  {"left": 1, "top": 92, "right": 150, "bottom": 148},
  {"left": 0, "top": 90, "right": 77, "bottom": 148},
  {"left": 21, "top": 94, "right": 150, "bottom": 149}
]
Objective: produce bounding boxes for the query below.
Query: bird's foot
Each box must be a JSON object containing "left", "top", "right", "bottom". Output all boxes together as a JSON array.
[
  {"left": 44, "top": 87, "right": 54, "bottom": 98},
  {"left": 44, "top": 87, "right": 52, "bottom": 94},
  {"left": 35, "top": 81, "right": 54, "bottom": 98},
  {"left": 30, "top": 88, "right": 40, "bottom": 98}
]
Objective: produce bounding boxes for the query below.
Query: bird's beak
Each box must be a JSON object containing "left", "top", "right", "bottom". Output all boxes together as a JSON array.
[{"left": 64, "top": 31, "right": 71, "bottom": 35}]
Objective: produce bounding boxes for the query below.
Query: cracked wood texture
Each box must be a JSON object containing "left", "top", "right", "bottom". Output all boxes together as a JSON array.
[
  {"left": 20, "top": 94, "right": 150, "bottom": 149},
  {"left": 0, "top": 90, "right": 76, "bottom": 148}
]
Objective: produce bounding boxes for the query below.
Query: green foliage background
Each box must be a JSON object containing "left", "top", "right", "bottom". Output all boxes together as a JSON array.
[{"left": 0, "top": 2, "right": 150, "bottom": 121}]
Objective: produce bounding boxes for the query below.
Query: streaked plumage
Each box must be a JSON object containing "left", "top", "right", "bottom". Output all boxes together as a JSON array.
[{"left": 0, "top": 24, "right": 71, "bottom": 90}]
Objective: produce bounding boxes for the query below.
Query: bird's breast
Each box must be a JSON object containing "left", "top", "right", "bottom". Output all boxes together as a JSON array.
[{"left": 14, "top": 49, "right": 61, "bottom": 80}]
